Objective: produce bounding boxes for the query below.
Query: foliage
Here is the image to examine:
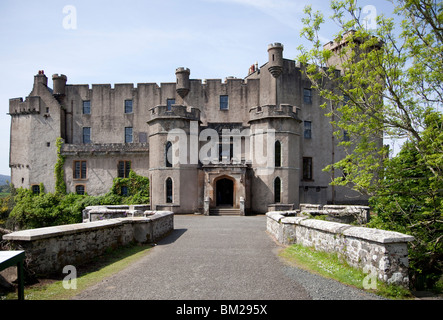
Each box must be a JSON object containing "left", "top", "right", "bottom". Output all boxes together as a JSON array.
[
  {"left": 7, "top": 171, "right": 150, "bottom": 230},
  {"left": 54, "top": 137, "right": 66, "bottom": 195},
  {"left": 297, "top": 0, "right": 442, "bottom": 290},
  {"left": 368, "top": 122, "right": 442, "bottom": 290}
]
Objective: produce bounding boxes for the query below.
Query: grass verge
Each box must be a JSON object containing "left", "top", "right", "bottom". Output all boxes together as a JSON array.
[
  {"left": 1, "top": 243, "right": 152, "bottom": 300},
  {"left": 279, "top": 244, "right": 412, "bottom": 300}
]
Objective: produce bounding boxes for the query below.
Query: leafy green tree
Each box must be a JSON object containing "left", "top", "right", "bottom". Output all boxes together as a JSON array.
[{"left": 297, "top": 0, "right": 442, "bottom": 289}]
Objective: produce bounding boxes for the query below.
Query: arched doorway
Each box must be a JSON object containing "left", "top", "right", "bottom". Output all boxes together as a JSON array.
[{"left": 216, "top": 178, "right": 234, "bottom": 207}]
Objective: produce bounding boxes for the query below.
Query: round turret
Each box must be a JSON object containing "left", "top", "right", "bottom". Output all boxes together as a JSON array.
[
  {"left": 267, "top": 43, "right": 284, "bottom": 78},
  {"left": 175, "top": 67, "right": 190, "bottom": 98},
  {"left": 52, "top": 74, "right": 67, "bottom": 97}
]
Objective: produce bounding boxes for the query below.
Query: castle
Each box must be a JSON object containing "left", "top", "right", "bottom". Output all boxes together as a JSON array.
[{"left": 8, "top": 42, "right": 370, "bottom": 215}]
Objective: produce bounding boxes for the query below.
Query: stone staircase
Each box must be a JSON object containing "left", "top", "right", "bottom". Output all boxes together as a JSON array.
[{"left": 209, "top": 207, "right": 241, "bottom": 216}]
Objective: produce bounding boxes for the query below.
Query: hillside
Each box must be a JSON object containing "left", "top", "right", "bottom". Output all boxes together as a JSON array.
[{"left": 0, "top": 175, "right": 11, "bottom": 186}]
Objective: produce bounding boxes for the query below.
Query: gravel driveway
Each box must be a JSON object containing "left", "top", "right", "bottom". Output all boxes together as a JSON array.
[{"left": 73, "top": 215, "right": 382, "bottom": 300}]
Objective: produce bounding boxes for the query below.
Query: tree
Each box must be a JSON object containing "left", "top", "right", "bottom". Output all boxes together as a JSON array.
[{"left": 297, "top": 0, "right": 442, "bottom": 289}]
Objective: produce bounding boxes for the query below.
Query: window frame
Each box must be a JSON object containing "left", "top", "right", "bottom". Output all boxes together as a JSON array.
[
  {"left": 125, "top": 127, "right": 133, "bottom": 143},
  {"left": 166, "top": 177, "right": 173, "bottom": 204},
  {"left": 304, "top": 121, "right": 312, "bottom": 139},
  {"left": 274, "top": 141, "right": 281, "bottom": 168},
  {"left": 274, "top": 177, "right": 281, "bottom": 203},
  {"left": 220, "top": 95, "right": 229, "bottom": 110},
  {"left": 73, "top": 160, "right": 87, "bottom": 180},
  {"left": 75, "top": 185, "right": 86, "bottom": 195},
  {"left": 303, "top": 88, "right": 312, "bottom": 104},
  {"left": 166, "top": 99, "right": 175, "bottom": 111},
  {"left": 83, "top": 127, "right": 91, "bottom": 144},
  {"left": 303, "top": 157, "right": 313, "bottom": 181},
  {"left": 124, "top": 99, "right": 133, "bottom": 114},
  {"left": 117, "top": 160, "right": 131, "bottom": 178},
  {"left": 82, "top": 100, "right": 91, "bottom": 114}
]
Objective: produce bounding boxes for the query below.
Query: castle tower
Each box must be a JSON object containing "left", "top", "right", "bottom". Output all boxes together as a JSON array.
[
  {"left": 248, "top": 105, "right": 302, "bottom": 213},
  {"left": 267, "top": 43, "right": 284, "bottom": 78},
  {"left": 52, "top": 74, "right": 67, "bottom": 102},
  {"left": 175, "top": 67, "right": 190, "bottom": 100},
  {"left": 147, "top": 104, "right": 201, "bottom": 214}
]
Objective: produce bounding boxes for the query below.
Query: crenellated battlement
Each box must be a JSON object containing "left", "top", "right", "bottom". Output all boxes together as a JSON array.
[
  {"left": 148, "top": 104, "right": 201, "bottom": 123},
  {"left": 9, "top": 96, "right": 42, "bottom": 115},
  {"left": 248, "top": 104, "right": 301, "bottom": 123}
]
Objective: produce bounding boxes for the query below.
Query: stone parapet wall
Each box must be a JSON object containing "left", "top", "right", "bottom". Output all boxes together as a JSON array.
[
  {"left": 266, "top": 211, "right": 414, "bottom": 287},
  {"left": 2, "top": 211, "right": 173, "bottom": 277}
]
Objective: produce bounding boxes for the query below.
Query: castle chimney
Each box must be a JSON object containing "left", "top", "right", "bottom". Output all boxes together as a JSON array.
[{"left": 34, "top": 70, "right": 48, "bottom": 88}]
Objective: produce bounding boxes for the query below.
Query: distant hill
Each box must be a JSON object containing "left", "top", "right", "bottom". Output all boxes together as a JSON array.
[{"left": 0, "top": 175, "right": 11, "bottom": 186}]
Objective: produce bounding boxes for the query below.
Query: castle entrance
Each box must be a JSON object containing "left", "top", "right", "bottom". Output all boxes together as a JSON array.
[{"left": 216, "top": 178, "right": 234, "bottom": 207}]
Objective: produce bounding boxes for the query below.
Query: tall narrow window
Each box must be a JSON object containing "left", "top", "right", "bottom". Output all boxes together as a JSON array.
[
  {"left": 167, "top": 99, "right": 175, "bottom": 111},
  {"left": 125, "top": 127, "right": 133, "bottom": 143},
  {"left": 73, "top": 160, "right": 87, "bottom": 179},
  {"left": 166, "top": 178, "right": 173, "bottom": 203},
  {"left": 303, "top": 157, "right": 313, "bottom": 181},
  {"left": 165, "top": 141, "right": 172, "bottom": 167},
  {"left": 274, "top": 177, "right": 281, "bottom": 203},
  {"left": 125, "top": 100, "right": 133, "bottom": 113},
  {"left": 118, "top": 161, "right": 131, "bottom": 178},
  {"left": 82, "top": 100, "right": 91, "bottom": 114},
  {"left": 274, "top": 141, "right": 281, "bottom": 167},
  {"left": 303, "top": 89, "right": 312, "bottom": 104},
  {"left": 220, "top": 95, "right": 229, "bottom": 110},
  {"left": 304, "top": 121, "right": 312, "bottom": 139},
  {"left": 83, "top": 127, "right": 91, "bottom": 144}
]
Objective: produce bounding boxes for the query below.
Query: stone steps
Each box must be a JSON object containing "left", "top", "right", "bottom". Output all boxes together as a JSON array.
[{"left": 210, "top": 208, "right": 241, "bottom": 216}]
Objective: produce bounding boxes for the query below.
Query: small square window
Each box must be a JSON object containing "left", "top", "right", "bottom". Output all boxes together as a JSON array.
[
  {"left": 220, "top": 95, "right": 229, "bottom": 110},
  {"left": 125, "top": 100, "right": 133, "bottom": 114},
  {"left": 31, "top": 185, "right": 40, "bottom": 194},
  {"left": 167, "top": 99, "right": 175, "bottom": 111},
  {"left": 83, "top": 100, "right": 91, "bottom": 114},
  {"left": 75, "top": 185, "right": 85, "bottom": 195}
]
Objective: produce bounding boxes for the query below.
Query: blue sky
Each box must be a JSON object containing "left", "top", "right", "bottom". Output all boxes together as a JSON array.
[{"left": 0, "top": 0, "right": 397, "bottom": 176}]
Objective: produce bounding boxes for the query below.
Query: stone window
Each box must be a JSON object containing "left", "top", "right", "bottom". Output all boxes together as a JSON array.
[
  {"left": 125, "top": 127, "right": 133, "bottom": 143},
  {"left": 303, "top": 89, "right": 312, "bottom": 104},
  {"left": 118, "top": 161, "right": 131, "bottom": 178},
  {"left": 125, "top": 100, "right": 133, "bottom": 114},
  {"left": 304, "top": 121, "right": 312, "bottom": 139},
  {"left": 343, "top": 130, "right": 350, "bottom": 142},
  {"left": 83, "top": 127, "right": 91, "bottom": 144},
  {"left": 303, "top": 157, "right": 313, "bottom": 181},
  {"left": 166, "top": 177, "right": 173, "bottom": 203},
  {"left": 82, "top": 100, "right": 91, "bottom": 114},
  {"left": 75, "top": 185, "right": 85, "bottom": 195},
  {"left": 220, "top": 95, "right": 229, "bottom": 110},
  {"left": 31, "top": 184, "right": 40, "bottom": 195},
  {"left": 274, "top": 177, "right": 281, "bottom": 203},
  {"left": 275, "top": 141, "right": 281, "bottom": 168},
  {"left": 165, "top": 141, "right": 172, "bottom": 167},
  {"left": 167, "top": 99, "right": 175, "bottom": 111},
  {"left": 73, "top": 160, "right": 87, "bottom": 180}
]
